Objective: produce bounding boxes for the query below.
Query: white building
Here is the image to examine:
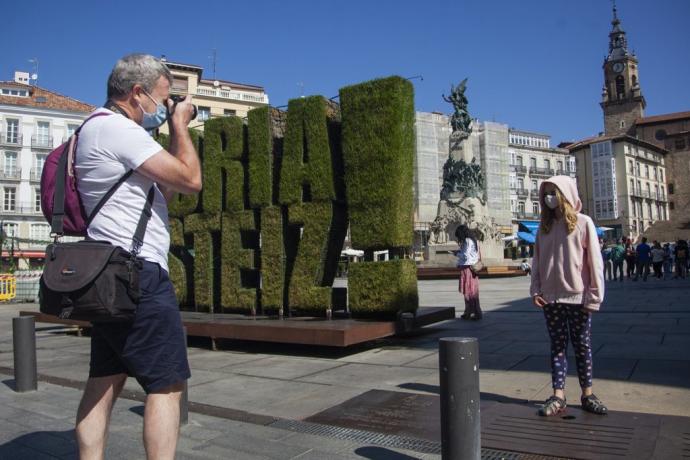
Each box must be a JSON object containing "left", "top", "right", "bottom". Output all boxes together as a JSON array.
[{"left": 0, "top": 71, "right": 94, "bottom": 269}]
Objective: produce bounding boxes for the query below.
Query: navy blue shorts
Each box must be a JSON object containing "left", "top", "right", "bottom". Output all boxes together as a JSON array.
[{"left": 89, "top": 260, "right": 191, "bottom": 394}]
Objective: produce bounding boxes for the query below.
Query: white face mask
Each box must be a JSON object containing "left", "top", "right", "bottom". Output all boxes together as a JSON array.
[{"left": 544, "top": 194, "right": 559, "bottom": 209}]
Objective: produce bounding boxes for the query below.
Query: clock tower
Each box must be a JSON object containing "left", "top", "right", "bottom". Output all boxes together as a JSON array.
[{"left": 600, "top": 4, "right": 645, "bottom": 135}]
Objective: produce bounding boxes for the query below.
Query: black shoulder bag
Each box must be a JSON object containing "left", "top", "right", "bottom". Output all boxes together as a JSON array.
[{"left": 39, "top": 152, "right": 155, "bottom": 323}]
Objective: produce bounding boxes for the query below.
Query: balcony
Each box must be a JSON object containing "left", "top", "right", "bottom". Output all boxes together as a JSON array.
[
  {"left": 529, "top": 166, "right": 554, "bottom": 177},
  {"left": 556, "top": 168, "right": 576, "bottom": 177},
  {"left": 0, "top": 134, "right": 23, "bottom": 147},
  {"left": 655, "top": 192, "right": 667, "bottom": 202},
  {"left": 513, "top": 210, "right": 540, "bottom": 220},
  {"left": 0, "top": 169, "right": 21, "bottom": 181},
  {"left": 1, "top": 205, "right": 43, "bottom": 216},
  {"left": 30, "top": 168, "right": 43, "bottom": 182},
  {"left": 196, "top": 87, "right": 268, "bottom": 104},
  {"left": 510, "top": 164, "right": 527, "bottom": 175},
  {"left": 31, "top": 135, "right": 53, "bottom": 149},
  {"left": 515, "top": 188, "right": 529, "bottom": 198},
  {"left": 530, "top": 188, "right": 540, "bottom": 199}
]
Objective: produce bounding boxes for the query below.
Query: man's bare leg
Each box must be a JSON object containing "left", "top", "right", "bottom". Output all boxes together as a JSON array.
[
  {"left": 143, "top": 382, "right": 185, "bottom": 460},
  {"left": 76, "top": 373, "right": 128, "bottom": 460}
]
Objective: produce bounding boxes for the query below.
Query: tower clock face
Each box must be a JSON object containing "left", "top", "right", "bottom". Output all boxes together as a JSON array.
[{"left": 613, "top": 62, "right": 625, "bottom": 73}]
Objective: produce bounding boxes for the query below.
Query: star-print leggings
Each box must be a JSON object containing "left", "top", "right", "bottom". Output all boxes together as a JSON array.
[{"left": 543, "top": 303, "right": 593, "bottom": 390}]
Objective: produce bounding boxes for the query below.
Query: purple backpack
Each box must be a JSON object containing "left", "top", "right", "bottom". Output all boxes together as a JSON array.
[{"left": 41, "top": 112, "right": 134, "bottom": 237}]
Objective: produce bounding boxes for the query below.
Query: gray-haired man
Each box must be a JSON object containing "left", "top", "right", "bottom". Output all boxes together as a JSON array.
[{"left": 74, "top": 54, "right": 201, "bottom": 460}]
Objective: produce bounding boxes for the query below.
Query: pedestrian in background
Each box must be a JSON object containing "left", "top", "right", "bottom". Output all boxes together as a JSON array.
[
  {"left": 651, "top": 241, "right": 665, "bottom": 279},
  {"left": 455, "top": 225, "right": 483, "bottom": 320},
  {"left": 611, "top": 239, "right": 625, "bottom": 282},
  {"left": 675, "top": 240, "right": 688, "bottom": 279},
  {"left": 601, "top": 240, "right": 613, "bottom": 281},
  {"left": 530, "top": 176, "right": 607, "bottom": 417},
  {"left": 663, "top": 243, "right": 673, "bottom": 279},
  {"left": 624, "top": 237, "right": 636, "bottom": 279},
  {"left": 634, "top": 237, "right": 651, "bottom": 282}
]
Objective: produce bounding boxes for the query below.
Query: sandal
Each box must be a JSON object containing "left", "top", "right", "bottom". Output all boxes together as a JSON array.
[
  {"left": 581, "top": 394, "right": 608, "bottom": 415},
  {"left": 460, "top": 313, "right": 471, "bottom": 320},
  {"left": 538, "top": 395, "right": 567, "bottom": 416}
]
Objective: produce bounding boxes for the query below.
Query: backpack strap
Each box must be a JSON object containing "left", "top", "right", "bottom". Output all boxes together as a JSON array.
[{"left": 51, "top": 112, "right": 111, "bottom": 235}]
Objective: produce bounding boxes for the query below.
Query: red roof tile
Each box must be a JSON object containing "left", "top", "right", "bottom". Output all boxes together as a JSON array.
[
  {"left": 0, "top": 82, "right": 94, "bottom": 113},
  {"left": 636, "top": 111, "right": 690, "bottom": 125}
]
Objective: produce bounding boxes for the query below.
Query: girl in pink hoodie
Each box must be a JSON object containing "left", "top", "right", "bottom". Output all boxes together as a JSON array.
[{"left": 530, "top": 176, "right": 607, "bottom": 416}]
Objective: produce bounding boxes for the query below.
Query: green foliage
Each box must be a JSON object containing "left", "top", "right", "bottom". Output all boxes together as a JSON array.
[
  {"left": 220, "top": 211, "right": 257, "bottom": 313},
  {"left": 279, "top": 96, "right": 335, "bottom": 205},
  {"left": 285, "top": 202, "right": 334, "bottom": 314},
  {"left": 247, "top": 107, "right": 273, "bottom": 209},
  {"left": 260, "top": 207, "right": 284, "bottom": 313},
  {"left": 184, "top": 213, "right": 221, "bottom": 312},
  {"left": 348, "top": 259, "right": 419, "bottom": 317},
  {"left": 203, "top": 117, "right": 245, "bottom": 213},
  {"left": 339, "top": 76, "right": 415, "bottom": 249}
]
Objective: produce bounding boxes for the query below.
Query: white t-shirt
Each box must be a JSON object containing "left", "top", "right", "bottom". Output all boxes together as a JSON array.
[
  {"left": 75, "top": 108, "right": 170, "bottom": 271},
  {"left": 456, "top": 238, "right": 479, "bottom": 267}
]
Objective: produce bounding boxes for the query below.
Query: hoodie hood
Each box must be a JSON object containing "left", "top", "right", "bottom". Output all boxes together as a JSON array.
[{"left": 539, "top": 175, "right": 582, "bottom": 212}]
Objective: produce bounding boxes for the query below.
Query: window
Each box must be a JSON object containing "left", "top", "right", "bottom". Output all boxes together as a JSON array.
[
  {"left": 531, "top": 179, "right": 537, "bottom": 191},
  {"left": 223, "top": 109, "right": 236, "bottom": 117},
  {"left": 645, "top": 165, "right": 649, "bottom": 178},
  {"left": 66, "top": 124, "right": 79, "bottom": 137},
  {"left": 2, "top": 222, "right": 17, "bottom": 238},
  {"left": 675, "top": 138, "right": 686, "bottom": 150},
  {"left": 629, "top": 178, "right": 635, "bottom": 194},
  {"left": 635, "top": 162, "right": 640, "bottom": 176},
  {"left": 171, "top": 76, "right": 188, "bottom": 93},
  {"left": 4, "top": 152, "right": 17, "bottom": 177},
  {"left": 33, "top": 154, "right": 46, "bottom": 179},
  {"left": 615, "top": 75, "right": 625, "bottom": 99},
  {"left": 660, "top": 170, "right": 664, "bottom": 182},
  {"left": 530, "top": 157, "right": 537, "bottom": 168},
  {"left": 1, "top": 88, "right": 28, "bottom": 97},
  {"left": 628, "top": 160, "right": 633, "bottom": 173},
  {"left": 631, "top": 198, "right": 637, "bottom": 217},
  {"left": 516, "top": 156, "right": 523, "bottom": 166},
  {"left": 648, "top": 203, "right": 653, "bottom": 220},
  {"left": 3, "top": 187, "right": 16, "bottom": 211},
  {"left": 197, "top": 107, "right": 211, "bottom": 121},
  {"left": 544, "top": 159, "right": 551, "bottom": 171},
  {"left": 670, "top": 202, "right": 675, "bottom": 210},
  {"left": 653, "top": 167, "right": 658, "bottom": 180},
  {"left": 517, "top": 178, "right": 524, "bottom": 189},
  {"left": 532, "top": 202, "right": 539, "bottom": 215},
  {"left": 36, "top": 121, "right": 50, "bottom": 146},
  {"left": 30, "top": 224, "right": 51, "bottom": 242},
  {"left": 5, "top": 119, "right": 19, "bottom": 144},
  {"left": 669, "top": 183, "right": 674, "bottom": 194},
  {"left": 620, "top": 120, "right": 626, "bottom": 129},
  {"left": 34, "top": 187, "right": 41, "bottom": 212},
  {"left": 655, "top": 185, "right": 659, "bottom": 199},
  {"left": 510, "top": 199, "right": 516, "bottom": 212},
  {"left": 518, "top": 202, "right": 525, "bottom": 214},
  {"left": 557, "top": 161, "right": 563, "bottom": 172}
]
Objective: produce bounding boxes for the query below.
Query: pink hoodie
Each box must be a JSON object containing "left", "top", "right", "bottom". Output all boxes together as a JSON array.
[{"left": 529, "top": 176, "right": 605, "bottom": 311}]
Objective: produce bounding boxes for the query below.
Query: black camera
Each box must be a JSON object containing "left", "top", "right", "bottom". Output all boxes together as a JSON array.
[{"left": 168, "top": 94, "right": 198, "bottom": 120}]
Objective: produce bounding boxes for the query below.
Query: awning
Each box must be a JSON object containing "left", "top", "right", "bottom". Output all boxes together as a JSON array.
[
  {"left": 519, "top": 220, "right": 539, "bottom": 234},
  {"left": 517, "top": 231, "right": 536, "bottom": 244}
]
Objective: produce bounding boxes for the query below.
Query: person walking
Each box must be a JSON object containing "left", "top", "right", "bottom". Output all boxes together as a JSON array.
[
  {"left": 675, "top": 240, "right": 688, "bottom": 279},
  {"left": 610, "top": 239, "right": 625, "bottom": 282},
  {"left": 601, "top": 241, "right": 613, "bottom": 281},
  {"left": 624, "top": 237, "right": 636, "bottom": 279},
  {"left": 530, "top": 176, "right": 607, "bottom": 417},
  {"left": 74, "top": 54, "right": 201, "bottom": 460},
  {"left": 634, "top": 237, "right": 651, "bottom": 282},
  {"left": 455, "top": 224, "right": 482, "bottom": 320},
  {"left": 663, "top": 243, "right": 673, "bottom": 279},
  {"left": 651, "top": 242, "right": 665, "bottom": 279}
]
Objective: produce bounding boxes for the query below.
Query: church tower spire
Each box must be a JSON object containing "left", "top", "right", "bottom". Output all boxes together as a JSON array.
[{"left": 600, "top": 1, "right": 646, "bottom": 135}]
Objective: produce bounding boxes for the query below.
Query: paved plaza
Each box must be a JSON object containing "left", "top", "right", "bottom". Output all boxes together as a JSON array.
[{"left": 0, "top": 274, "right": 689, "bottom": 459}]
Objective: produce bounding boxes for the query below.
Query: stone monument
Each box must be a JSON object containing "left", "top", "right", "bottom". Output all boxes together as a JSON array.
[{"left": 425, "top": 80, "right": 504, "bottom": 266}]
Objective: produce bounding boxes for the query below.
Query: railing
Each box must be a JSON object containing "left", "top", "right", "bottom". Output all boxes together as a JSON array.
[
  {"left": 529, "top": 166, "right": 554, "bottom": 177},
  {"left": 31, "top": 135, "right": 53, "bottom": 149},
  {"left": 0, "top": 206, "right": 43, "bottom": 215},
  {"left": 555, "top": 168, "right": 576, "bottom": 176},
  {"left": 196, "top": 87, "right": 268, "bottom": 104},
  {"left": 655, "top": 192, "right": 667, "bottom": 202},
  {"left": 30, "top": 168, "right": 42, "bottom": 181},
  {"left": 513, "top": 211, "right": 540, "bottom": 220},
  {"left": 510, "top": 165, "right": 527, "bottom": 174},
  {"left": 0, "top": 134, "right": 23, "bottom": 147},
  {"left": 0, "top": 169, "right": 21, "bottom": 180},
  {"left": 530, "top": 188, "right": 540, "bottom": 198},
  {"left": 515, "top": 188, "right": 529, "bottom": 198}
]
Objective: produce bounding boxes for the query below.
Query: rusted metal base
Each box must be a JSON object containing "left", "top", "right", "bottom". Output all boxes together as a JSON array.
[
  {"left": 20, "top": 306, "right": 454, "bottom": 347},
  {"left": 417, "top": 266, "right": 527, "bottom": 280},
  {"left": 306, "top": 389, "right": 690, "bottom": 460}
]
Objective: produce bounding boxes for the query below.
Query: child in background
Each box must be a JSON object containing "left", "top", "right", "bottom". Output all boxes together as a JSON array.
[
  {"left": 530, "top": 176, "right": 607, "bottom": 416},
  {"left": 455, "top": 225, "right": 482, "bottom": 321}
]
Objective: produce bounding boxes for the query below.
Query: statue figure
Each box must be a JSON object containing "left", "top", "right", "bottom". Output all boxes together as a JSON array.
[
  {"left": 440, "top": 157, "right": 485, "bottom": 201},
  {"left": 442, "top": 79, "right": 473, "bottom": 136}
]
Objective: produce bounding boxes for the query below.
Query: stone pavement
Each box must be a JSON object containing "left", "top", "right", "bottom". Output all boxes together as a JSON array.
[{"left": 0, "top": 274, "right": 688, "bottom": 459}]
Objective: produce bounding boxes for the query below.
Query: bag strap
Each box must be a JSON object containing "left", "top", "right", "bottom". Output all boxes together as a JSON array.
[
  {"left": 131, "top": 186, "right": 155, "bottom": 256},
  {"left": 51, "top": 112, "right": 110, "bottom": 235}
]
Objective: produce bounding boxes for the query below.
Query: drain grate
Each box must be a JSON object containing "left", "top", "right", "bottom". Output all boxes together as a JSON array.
[{"left": 270, "top": 419, "right": 555, "bottom": 459}]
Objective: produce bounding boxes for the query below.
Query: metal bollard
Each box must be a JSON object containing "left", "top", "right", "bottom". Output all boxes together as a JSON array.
[
  {"left": 13, "top": 316, "right": 37, "bottom": 392},
  {"left": 439, "top": 337, "right": 480, "bottom": 460},
  {"left": 180, "top": 327, "right": 189, "bottom": 426}
]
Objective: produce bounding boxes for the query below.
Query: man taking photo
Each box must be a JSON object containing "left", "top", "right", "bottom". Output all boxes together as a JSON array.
[{"left": 74, "top": 53, "right": 201, "bottom": 460}]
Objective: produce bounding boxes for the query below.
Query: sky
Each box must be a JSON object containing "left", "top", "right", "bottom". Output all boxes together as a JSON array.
[{"left": 2, "top": 0, "right": 689, "bottom": 144}]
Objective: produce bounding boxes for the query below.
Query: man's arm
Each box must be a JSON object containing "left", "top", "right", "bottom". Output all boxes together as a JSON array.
[{"left": 136, "top": 97, "right": 201, "bottom": 201}]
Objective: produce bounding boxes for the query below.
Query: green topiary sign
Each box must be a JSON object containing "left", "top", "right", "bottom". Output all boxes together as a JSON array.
[{"left": 164, "top": 76, "right": 418, "bottom": 318}]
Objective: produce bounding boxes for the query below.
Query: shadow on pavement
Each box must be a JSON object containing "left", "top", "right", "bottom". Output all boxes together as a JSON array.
[
  {"left": 354, "top": 446, "right": 420, "bottom": 459},
  {"left": 0, "top": 429, "right": 77, "bottom": 459}
]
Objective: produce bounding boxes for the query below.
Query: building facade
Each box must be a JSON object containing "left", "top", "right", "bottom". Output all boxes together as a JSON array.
[
  {"left": 0, "top": 72, "right": 94, "bottom": 269},
  {"left": 160, "top": 57, "right": 269, "bottom": 133},
  {"left": 508, "top": 129, "right": 575, "bottom": 224},
  {"left": 569, "top": 136, "right": 667, "bottom": 239}
]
